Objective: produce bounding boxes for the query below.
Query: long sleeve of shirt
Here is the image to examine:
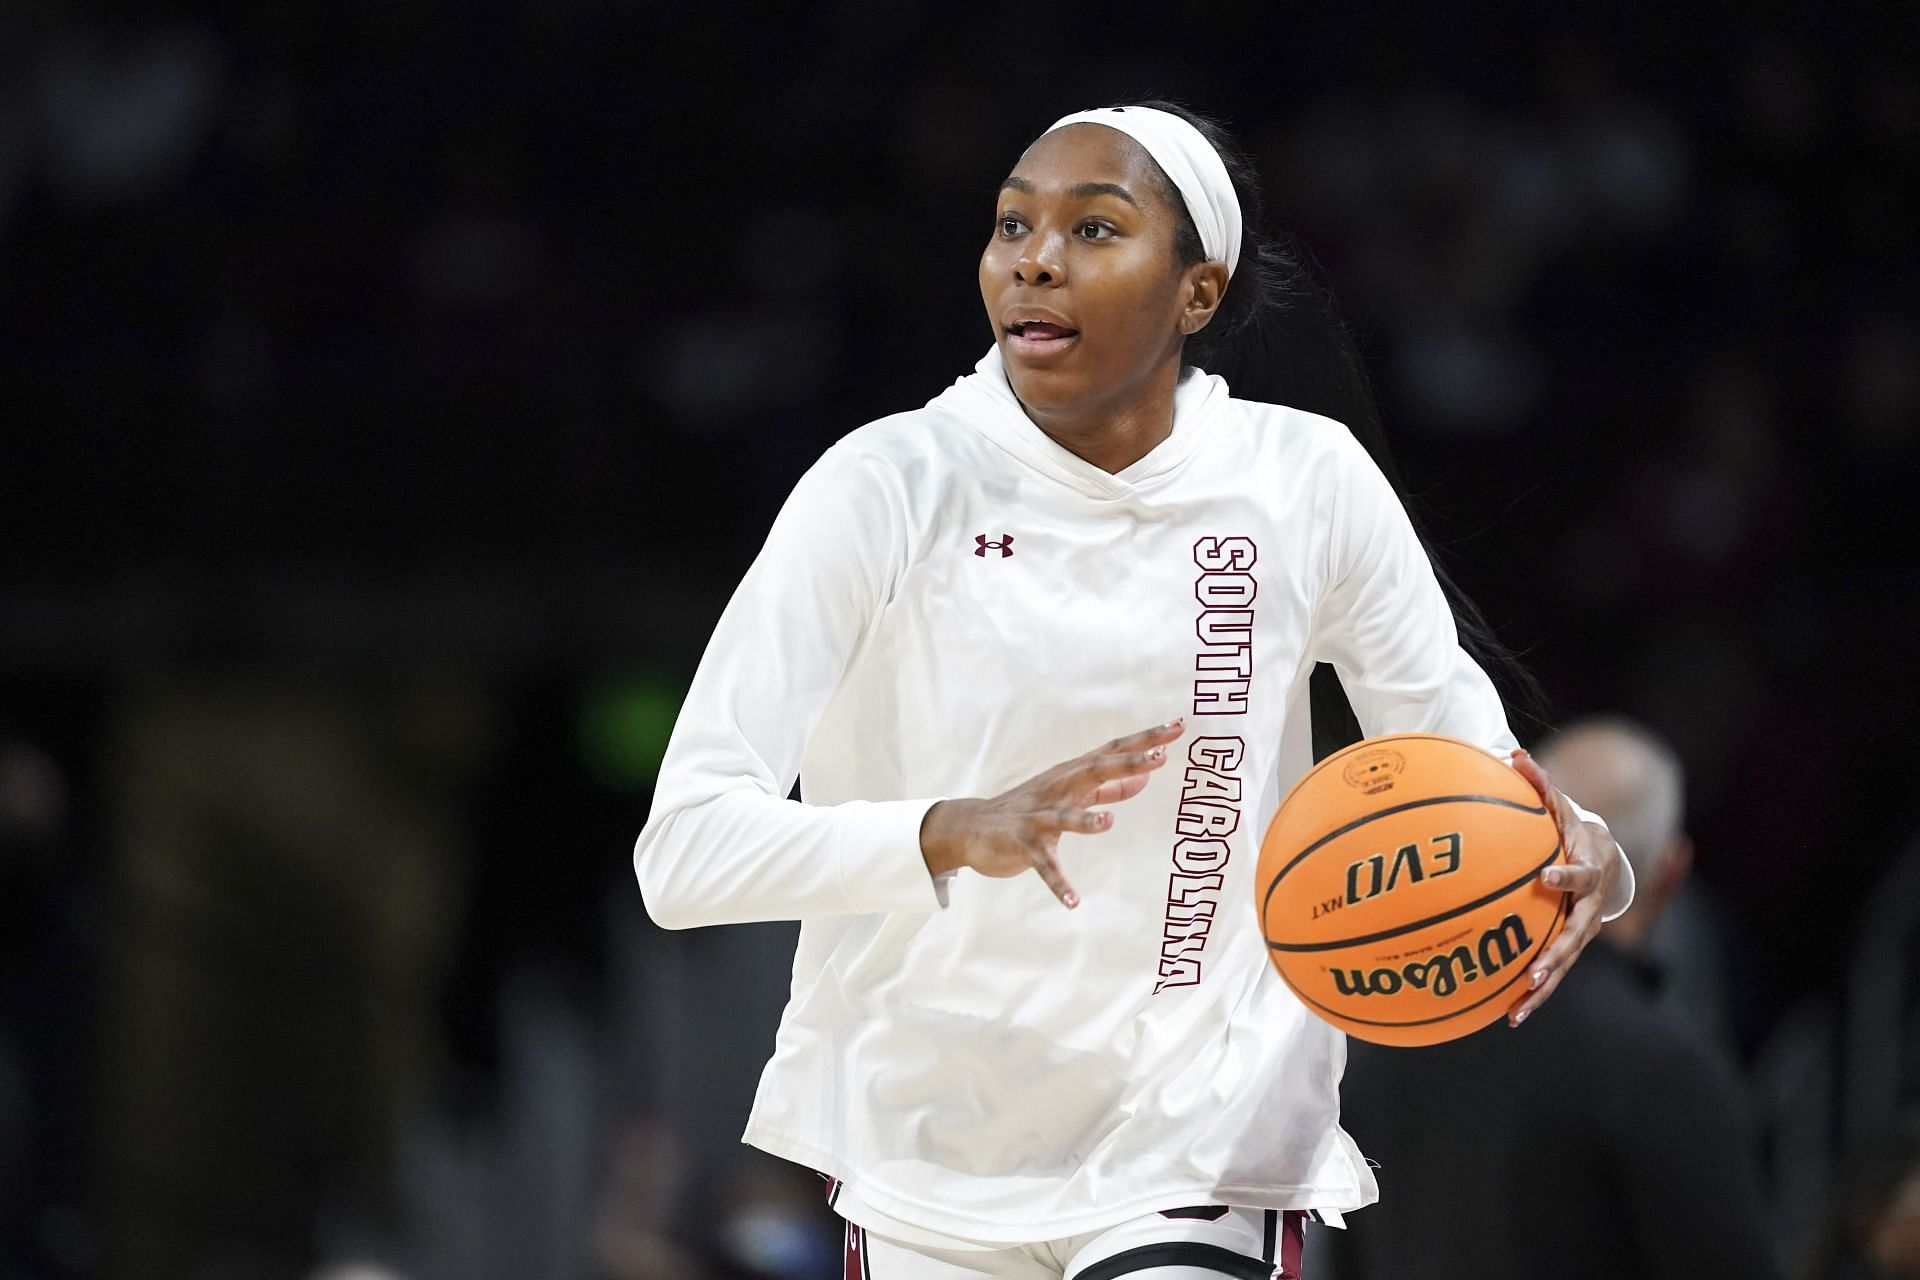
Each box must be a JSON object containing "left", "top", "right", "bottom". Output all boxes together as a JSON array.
[
  {"left": 633, "top": 443, "right": 945, "bottom": 930},
  {"left": 1311, "top": 432, "right": 1634, "bottom": 920}
]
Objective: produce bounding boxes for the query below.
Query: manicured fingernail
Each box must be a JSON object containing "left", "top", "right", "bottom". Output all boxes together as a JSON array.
[
  {"left": 1531, "top": 968, "right": 1548, "bottom": 989},
  {"left": 1147, "top": 746, "right": 1164, "bottom": 761},
  {"left": 1064, "top": 893, "right": 1079, "bottom": 909},
  {"left": 1514, "top": 1009, "right": 1530, "bottom": 1026},
  {"left": 1543, "top": 868, "right": 1564, "bottom": 888},
  {"left": 1165, "top": 717, "right": 1184, "bottom": 729}
]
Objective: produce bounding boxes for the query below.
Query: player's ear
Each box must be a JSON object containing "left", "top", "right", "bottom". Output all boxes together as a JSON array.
[{"left": 1179, "top": 261, "right": 1229, "bottom": 336}]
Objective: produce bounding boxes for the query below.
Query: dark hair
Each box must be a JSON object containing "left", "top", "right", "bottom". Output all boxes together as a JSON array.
[{"left": 1126, "top": 98, "right": 1549, "bottom": 758}]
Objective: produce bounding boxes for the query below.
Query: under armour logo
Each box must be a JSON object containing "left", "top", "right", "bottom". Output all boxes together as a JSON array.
[{"left": 974, "top": 534, "right": 1014, "bottom": 558}]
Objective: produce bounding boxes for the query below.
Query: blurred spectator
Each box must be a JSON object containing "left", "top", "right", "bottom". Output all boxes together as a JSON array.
[
  {"left": 36, "top": 18, "right": 225, "bottom": 207},
  {"left": 590, "top": 1115, "right": 708, "bottom": 1280},
  {"left": 1332, "top": 716, "right": 1780, "bottom": 1280},
  {"left": 0, "top": 733, "right": 97, "bottom": 1279},
  {"left": 587, "top": 1116, "right": 838, "bottom": 1280},
  {"left": 708, "top": 1163, "right": 841, "bottom": 1280},
  {"left": 1537, "top": 715, "right": 1693, "bottom": 958},
  {"left": 1804, "top": 1130, "right": 1920, "bottom": 1279},
  {"left": 308, "top": 1264, "right": 413, "bottom": 1280}
]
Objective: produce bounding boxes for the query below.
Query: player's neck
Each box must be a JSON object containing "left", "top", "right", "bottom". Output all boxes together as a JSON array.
[{"left": 1021, "top": 363, "right": 1180, "bottom": 475}]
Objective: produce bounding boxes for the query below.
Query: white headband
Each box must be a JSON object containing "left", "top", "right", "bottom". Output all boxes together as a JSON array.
[{"left": 1039, "top": 106, "right": 1242, "bottom": 278}]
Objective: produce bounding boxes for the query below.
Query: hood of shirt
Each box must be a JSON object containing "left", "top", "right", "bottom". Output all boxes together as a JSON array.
[{"left": 928, "top": 346, "right": 1232, "bottom": 500}]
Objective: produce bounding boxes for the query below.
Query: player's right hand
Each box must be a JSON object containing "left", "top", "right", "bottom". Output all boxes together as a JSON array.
[{"left": 917, "top": 719, "right": 1185, "bottom": 909}]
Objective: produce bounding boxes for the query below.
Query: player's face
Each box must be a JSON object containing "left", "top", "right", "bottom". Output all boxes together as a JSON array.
[{"left": 980, "top": 125, "right": 1206, "bottom": 424}]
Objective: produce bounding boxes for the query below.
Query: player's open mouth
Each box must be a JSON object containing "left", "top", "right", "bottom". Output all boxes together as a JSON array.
[{"left": 1005, "top": 320, "right": 1081, "bottom": 357}]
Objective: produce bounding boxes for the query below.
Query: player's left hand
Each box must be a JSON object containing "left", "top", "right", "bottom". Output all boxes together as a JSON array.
[{"left": 1504, "top": 747, "right": 1623, "bottom": 1028}]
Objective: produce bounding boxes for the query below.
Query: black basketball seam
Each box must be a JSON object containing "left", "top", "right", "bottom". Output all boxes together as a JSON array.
[
  {"left": 1276, "top": 892, "right": 1568, "bottom": 1030},
  {"left": 1266, "top": 840, "right": 1562, "bottom": 952},
  {"left": 1259, "top": 792, "right": 1550, "bottom": 923}
]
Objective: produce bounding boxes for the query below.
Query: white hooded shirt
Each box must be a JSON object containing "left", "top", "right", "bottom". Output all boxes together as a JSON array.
[{"left": 634, "top": 347, "right": 1632, "bottom": 1246}]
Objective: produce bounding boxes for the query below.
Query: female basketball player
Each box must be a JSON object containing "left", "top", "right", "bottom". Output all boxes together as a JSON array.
[{"left": 635, "top": 103, "right": 1633, "bottom": 1280}]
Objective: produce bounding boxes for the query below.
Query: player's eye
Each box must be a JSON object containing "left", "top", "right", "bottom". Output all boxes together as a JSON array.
[
  {"left": 998, "top": 214, "right": 1026, "bottom": 237},
  {"left": 1078, "top": 220, "right": 1116, "bottom": 241}
]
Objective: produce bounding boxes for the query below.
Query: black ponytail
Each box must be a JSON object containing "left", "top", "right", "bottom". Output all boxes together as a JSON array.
[{"left": 1126, "top": 98, "right": 1550, "bottom": 759}]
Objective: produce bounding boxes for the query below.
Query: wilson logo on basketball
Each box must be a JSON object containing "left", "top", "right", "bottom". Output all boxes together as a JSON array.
[
  {"left": 1341, "top": 748, "right": 1404, "bottom": 794},
  {"left": 1327, "top": 913, "right": 1533, "bottom": 1000}
]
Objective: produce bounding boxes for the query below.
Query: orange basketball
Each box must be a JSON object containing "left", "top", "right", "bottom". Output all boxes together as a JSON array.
[{"left": 1256, "top": 734, "right": 1567, "bottom": 1047}]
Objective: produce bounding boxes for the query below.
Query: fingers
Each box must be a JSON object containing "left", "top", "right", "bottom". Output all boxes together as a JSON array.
[
  {"left": 1068, "top": 746, "right": 1171, "bottom": 796},
  {"left": 1025, "top": 838, "right": 1080, "bottom": 910},
  {"left": 1022, "top": 808, "right": 1114, "bottom": 909},
  {"left": 1025, "top": 756, "right": 1156, "bottom": 909},
  {"left": 1056, "top": 807, "right": 1115, "bottom": 835},
  {"left": 1541, "top": 811, "right": 1620, "bottom": 901},
  {"left": 1539, "top": 863, "right": 1602, "bottom": 895},
  {"left": 1508, "top": 891, "right": 1603, "bottom": 1025},
  {"left": 1062, "top": 718, "right": 1187, "bottom": 793},
  {"left": 1510, "top": 747, "right": 1552, "bottom": 802},
  {"left": 1006, "top": 719, "right": 1186, "bottom": 911},
  {"left": 1089, "top": 771, "right": 1154, "bottom": 806},
  {"left": 1048, "top": 727, "right": 1182, "bottom": 815},
  {"left": 1101, "top": 718, "right": 1187, "bottom": 756},
  {"left": 1027, "top": 721, "right": 1182, "bottom": 793},
  {"left": 1534, "top": 896, "right": 1599, "bottom": 979},
  {"left": 1508, "top": 959, "right": 1569, "bottom": 1026},
  {"left": 1509, "top": 804, "right": 1618, "bottom": 1025},
  {"left": 1511, "top": 748, "right": 1580, "bottom": 832}
]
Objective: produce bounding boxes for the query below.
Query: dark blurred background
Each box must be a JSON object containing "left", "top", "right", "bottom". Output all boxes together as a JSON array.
[{"left": 1, "top": 3, "right": 1917, "bottom": 1278}]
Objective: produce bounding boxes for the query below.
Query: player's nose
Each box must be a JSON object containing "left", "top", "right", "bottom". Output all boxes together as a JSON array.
[{"left": 1013, "top": 228, "right": 1068, "bottom": 287}]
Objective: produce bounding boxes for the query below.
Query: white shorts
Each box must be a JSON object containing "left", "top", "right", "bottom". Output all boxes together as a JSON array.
[{"left": 838, "top": 1204, "right": 1306, "bottom": 1280}]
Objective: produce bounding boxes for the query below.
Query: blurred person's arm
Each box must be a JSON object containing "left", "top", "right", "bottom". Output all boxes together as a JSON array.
[
  {"left": 634, "top": 444, "right": 944, "bottom": 930},
  {"left": 1311, "top": 430, "right": 1633, "bottom": 920}
]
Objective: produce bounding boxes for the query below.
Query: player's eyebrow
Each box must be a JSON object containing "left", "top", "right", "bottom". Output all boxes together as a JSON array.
[
  {"left": 1068, "top": 181, "right": 1140, "bottom": 208},
  {"left": 996, "top": 176, "right": 1141, "bottom": 209}
]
